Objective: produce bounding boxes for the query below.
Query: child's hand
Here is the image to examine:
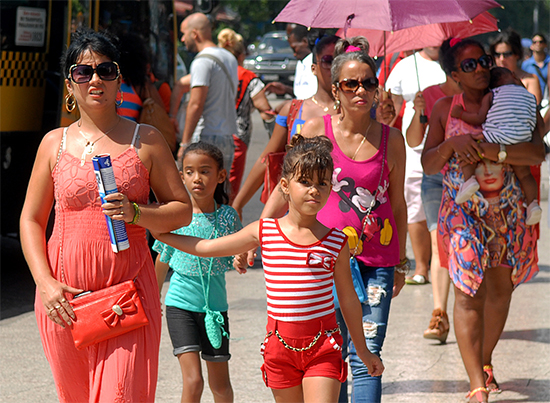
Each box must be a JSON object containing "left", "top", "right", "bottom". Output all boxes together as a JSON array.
[
  {"left": 359, "top": 350, "right": 385, "bottom": 377},
  {"left": 451, "top": 104, "right": 464, "bottom": 119},
  {"left": 233, "top": 248, "right": 257, "bottom": 274}
]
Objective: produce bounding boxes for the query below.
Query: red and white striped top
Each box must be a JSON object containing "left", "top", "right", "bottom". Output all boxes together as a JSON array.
[{"left": 260, "top": 218, "right": 348, "bottom": 322}]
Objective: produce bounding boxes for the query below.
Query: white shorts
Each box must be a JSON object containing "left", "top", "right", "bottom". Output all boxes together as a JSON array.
[{"left": 404, "top": 176, "right": 426, "bottom": 224}]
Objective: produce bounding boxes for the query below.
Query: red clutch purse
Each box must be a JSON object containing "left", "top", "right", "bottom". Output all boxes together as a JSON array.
[{"left": 69, "top": 279, "right": 149, "bottom": 350}]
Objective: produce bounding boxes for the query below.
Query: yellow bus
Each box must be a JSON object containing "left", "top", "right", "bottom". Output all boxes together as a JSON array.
[{"left": 1, "top": 0, "right": 178, "bottom": 236}]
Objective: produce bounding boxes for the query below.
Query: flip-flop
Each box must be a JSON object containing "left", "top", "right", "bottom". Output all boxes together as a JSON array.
[{"left": 405, "top": 274, "right": 429, "bottom": 285}]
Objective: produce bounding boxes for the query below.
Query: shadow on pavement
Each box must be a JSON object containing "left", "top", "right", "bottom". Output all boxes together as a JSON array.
[
  {"left": 500, "top": 328, "right": 550, "bottom": 344},
  {"left": 1, "top": 236, "right": 35, "bottom": 320},
  {"left": 383, "top": 379, "right": 550, "bottom": 401}
]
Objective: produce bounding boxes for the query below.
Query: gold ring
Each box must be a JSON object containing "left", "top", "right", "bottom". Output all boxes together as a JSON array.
[
  {"left": 60, "top": 298, "right": 67, "bottom": 303},
  {"left": 54, "top": 305, "right": 61, "bottom": 310},
  {"left": 48, "top": 307, "right": 55, "bottom": 313}
]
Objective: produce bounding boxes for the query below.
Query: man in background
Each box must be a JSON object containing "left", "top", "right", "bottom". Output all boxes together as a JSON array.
[
  {"left": 174, "top": 12, "right": 238, "bottom": 173},
  {"left": 264, "top": 24, "right": 317, "bottom": 100}
]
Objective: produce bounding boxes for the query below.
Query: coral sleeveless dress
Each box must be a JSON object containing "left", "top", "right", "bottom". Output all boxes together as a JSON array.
[
  {"left": 438, "top": 94, "right": 538, "bottom": 297},
  {"left": 35, "top": 125, "right": 162, "bottom": 402}
]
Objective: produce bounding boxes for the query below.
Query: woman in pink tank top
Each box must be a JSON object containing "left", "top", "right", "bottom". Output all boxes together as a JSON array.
[
  {"left": 20, "top": 29, "right": 192, "bottom": 402},
  {"left": 253, "top": 38, "right": 408, "bottom": 403},
  {"left": 422, "top": 39, "right": 544, "bottom": 403}
]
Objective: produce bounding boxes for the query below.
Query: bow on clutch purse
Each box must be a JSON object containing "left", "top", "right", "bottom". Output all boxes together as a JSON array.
[
  {"left": 70, "top": 279, "right": 149, "bottom": 350},
  {"left": 101, "top": 292, "right": 140, "bottom": 327}
]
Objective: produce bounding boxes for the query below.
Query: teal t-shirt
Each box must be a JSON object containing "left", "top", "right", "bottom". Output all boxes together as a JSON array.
[{"left": 153, "top": 204, "right": 242, "bottom": 312}]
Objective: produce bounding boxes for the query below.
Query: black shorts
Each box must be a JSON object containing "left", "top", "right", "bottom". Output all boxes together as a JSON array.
[{"left": 165, "top": 305, "right": 231, "bottom": 362}]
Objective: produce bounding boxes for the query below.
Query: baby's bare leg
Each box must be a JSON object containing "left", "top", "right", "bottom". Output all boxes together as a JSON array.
[{"left": 512, "top": 165, "right": 538, "bottom": 204}]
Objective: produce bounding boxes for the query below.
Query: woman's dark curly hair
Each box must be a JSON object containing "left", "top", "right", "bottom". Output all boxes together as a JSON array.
[
  {"left": 61, "top": 28, "right": 120, "bottom": 80},
  {"left": 440, "top": 38, "right": 486, "bottom": 76},
  {"left": 116, "top": 32, "right": 150, "bottom": 90},
  {"left": 309, "top": 32, "right": 339, "bottom": 64}
]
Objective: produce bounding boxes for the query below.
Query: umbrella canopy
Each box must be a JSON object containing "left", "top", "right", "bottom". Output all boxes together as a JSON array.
[
  {"left": 336, "top": 12, "right": 499, "bottom": 57},
  {"left": 274, "top": 0, "right": 502, "bottom": 32}
]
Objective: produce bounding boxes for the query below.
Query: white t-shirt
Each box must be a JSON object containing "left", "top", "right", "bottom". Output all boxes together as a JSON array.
[
  {"left": 386, "top": 53, "right": 446, "bottom": 177},
  {"left": 293, "top": 53, "right": 317, "bottom": 100},
  {"left": 190, "top": 46, "right": 238, "bottom": 138}
]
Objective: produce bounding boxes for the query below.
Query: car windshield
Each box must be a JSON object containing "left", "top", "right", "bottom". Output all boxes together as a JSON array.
[{"left": 257, "top": 36, "right": 292, "bottom": 54}]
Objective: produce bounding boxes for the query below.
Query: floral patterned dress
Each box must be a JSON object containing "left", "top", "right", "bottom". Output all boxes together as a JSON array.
[{"left": 438, "top": 94, "right": 538, "bottom": 296}]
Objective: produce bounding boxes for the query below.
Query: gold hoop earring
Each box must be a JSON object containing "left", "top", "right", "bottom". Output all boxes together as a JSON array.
[
  {"left": 115, "top": 90, "right": 123, "bottom": 106},
  {"left": 65, "top": 93, "right": 76, "bottom": 113},
  {"left": 333, "top": 99, "right": 341, "bottom": 111}
]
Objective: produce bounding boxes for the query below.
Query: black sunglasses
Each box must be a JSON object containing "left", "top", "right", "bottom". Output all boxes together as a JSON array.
[
  {"left": 337, "top": 77, "right": 379, "bottom": 93},
  {"left": 493, "top": 51, "right": 513, "bottom": 59},
  {"left": 319, "top": 55, "right": 333, "bottom": 69},
  {"left": 459, "top": 55, "right": 493, "bottom": 73},
  {"left": 68, "top": 61, "right": 120, "bottom": 83}
]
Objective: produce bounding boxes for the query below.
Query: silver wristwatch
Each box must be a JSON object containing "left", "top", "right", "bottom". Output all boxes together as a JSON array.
[{"left": 497, "top": 144, "right": 507, "bottom": 164}]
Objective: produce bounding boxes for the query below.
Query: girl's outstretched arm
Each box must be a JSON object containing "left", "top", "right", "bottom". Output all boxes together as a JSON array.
[
  {"left": 153, "top": 221, "right": 261, "bottom": 259},
  {"left": 333, "top": 244, "right": 384, "bottom": 377},
  {"left": 155, "top": 255, "right": 170, "bottom": 295}
]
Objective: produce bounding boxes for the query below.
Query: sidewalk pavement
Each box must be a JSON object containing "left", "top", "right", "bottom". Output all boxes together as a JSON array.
[{"left": 1, "top": 105, "right": 549, "bottom": 402}]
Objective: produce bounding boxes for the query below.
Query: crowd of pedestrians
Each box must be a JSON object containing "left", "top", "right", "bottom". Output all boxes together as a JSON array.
[{"left": 19, "top": 11, "right": 548, "bottom": 403}]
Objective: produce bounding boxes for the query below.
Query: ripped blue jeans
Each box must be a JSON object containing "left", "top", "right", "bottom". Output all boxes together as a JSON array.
[{"left": 336, "top": 264, "right": 394, "bottom": 403}]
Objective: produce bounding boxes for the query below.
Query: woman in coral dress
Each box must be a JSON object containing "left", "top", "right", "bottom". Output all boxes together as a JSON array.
[
  {"left": 20, "top": 29, "right": 192, "bottom": 402},
  {"left": 422, "top": 38, "right": 544, "bottom": 403}
]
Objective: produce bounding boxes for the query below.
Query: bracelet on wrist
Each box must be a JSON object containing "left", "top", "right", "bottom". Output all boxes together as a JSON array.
[
  {"left": 395, "top": 257, "right": 411, "bottom": 275},
  {"left": 129, "top": 202, "right": 141, "bottom": 225}
]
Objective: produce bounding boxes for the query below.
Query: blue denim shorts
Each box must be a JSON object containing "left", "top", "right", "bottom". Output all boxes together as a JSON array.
[{"left": 421, "top": 172, "right": 444, "bottom": 232}]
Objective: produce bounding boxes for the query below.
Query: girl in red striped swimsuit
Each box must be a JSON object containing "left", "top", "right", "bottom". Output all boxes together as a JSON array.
[{"left": 153, "top": 134, "right": 383, "bottom": 402}]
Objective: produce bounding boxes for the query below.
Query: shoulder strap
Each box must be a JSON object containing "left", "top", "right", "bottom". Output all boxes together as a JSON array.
[
  {"left": 195, "top": 53, "right": 236, "bottom": 96},
  {"left": 286, "top": 99, "right": 305, "bottom": 143},
  {"left": 131, "top": 124, "right": 140, "bottom": 148},
  {"left": 389, "top": 52, "right": 401, "bottom": 70},
  {"left": 532, "top": 64, "right": 548, "bottom": 99},
  {"left": 532, "top": 64, "right": 546, "bottom": 83},
  {"left": 56, "top": 127, "right": 68, "bottom": 166}
]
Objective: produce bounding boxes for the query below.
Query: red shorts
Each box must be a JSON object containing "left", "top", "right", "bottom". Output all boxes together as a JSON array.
[{"left": 260, "top": 315, "right": 347, "bottom": 389}]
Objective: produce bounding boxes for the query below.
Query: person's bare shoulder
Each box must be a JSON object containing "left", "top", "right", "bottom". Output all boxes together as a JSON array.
[{"left": 301, "top": 116, "right": 326, "bottom": 138}]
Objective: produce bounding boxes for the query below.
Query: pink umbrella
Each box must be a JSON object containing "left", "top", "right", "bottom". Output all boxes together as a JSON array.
[
  {"left": 336, "top": 12, "right": 499, "bottom": 57},
  {"left": 274, "top": 0, "right": 502, "bottom": 32}
]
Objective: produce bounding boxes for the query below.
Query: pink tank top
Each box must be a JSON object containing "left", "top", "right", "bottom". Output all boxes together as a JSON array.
[{"left": 318, "top": 115, "right": 400, "bottom": 268}]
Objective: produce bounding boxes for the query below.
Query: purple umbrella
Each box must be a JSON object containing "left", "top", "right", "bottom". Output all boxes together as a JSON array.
[{"left": 274, "top": 0, "right": 502, "bottom": 33}]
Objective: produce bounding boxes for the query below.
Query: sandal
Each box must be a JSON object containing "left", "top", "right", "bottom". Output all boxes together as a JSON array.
[
  {"left": 466, "top": 387, "right": 489, "bottom": 402},
  {"left": 483, "top": 365, "right": 502, "bottom": 394},
  {"left": 405, "top": 274, "right": 429, "bottom": 285},
  {"left": 423, "top": 309, "right": 450, "bottom": 343}
]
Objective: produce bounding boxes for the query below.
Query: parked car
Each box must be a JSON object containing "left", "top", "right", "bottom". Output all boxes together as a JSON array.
[{"left": 244, "top": 31, "right": 297, "bottom": 87}]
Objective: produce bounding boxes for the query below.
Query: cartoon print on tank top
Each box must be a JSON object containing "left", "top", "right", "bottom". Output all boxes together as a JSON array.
[{"left": 331, "top": 168, "right": 393, "bottom": 255}]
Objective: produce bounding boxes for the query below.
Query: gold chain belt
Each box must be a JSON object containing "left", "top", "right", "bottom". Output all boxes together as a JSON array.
[{"left": 271, "top": 326, "right": 340, "bottom": 352}]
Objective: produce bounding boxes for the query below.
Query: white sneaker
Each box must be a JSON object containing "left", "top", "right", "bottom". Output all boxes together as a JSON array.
[
  {"left": 455, "top": 177, "right": 480, "bottom": 204},
  {"left": 526, "top": 200, "right": 542, "bottom": 225}
]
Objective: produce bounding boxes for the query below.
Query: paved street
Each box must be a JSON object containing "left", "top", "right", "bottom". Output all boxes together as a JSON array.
[{"left": 1, "top": 99, "right": 549, "bottom": 402}]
